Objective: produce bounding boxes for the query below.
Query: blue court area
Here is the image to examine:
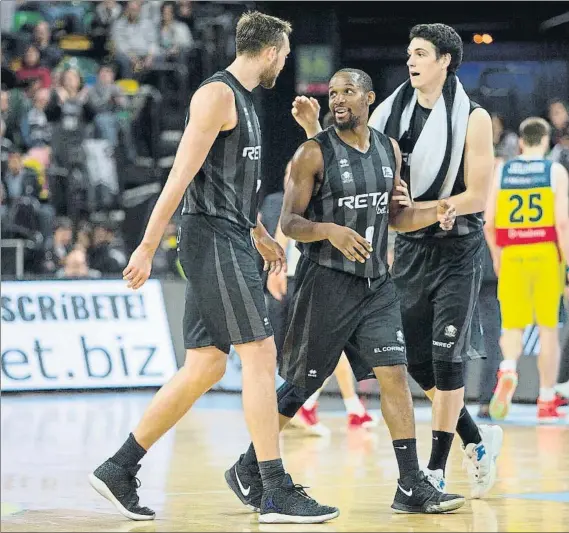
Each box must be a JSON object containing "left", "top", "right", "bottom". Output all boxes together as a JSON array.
[{"left": 504, "top": 492, "right": 569, "bottom": 503}]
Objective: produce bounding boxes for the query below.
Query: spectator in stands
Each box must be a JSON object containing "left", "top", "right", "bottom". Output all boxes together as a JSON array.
[
  {"left": 491, "top": 112, "right": 519, "bottom": 163},
  {"left": 159, "top": 2, "right": 193, "bottom": 65},
  {"left": 20, "top": 87, "right": 52, "bottom": 161},
  {"left": 88, "top": 222, "right": 127, "bottom": 274},
  {"left": 1, "top": 48, "right": 18, "bottom": 91},
  {"left": 175, "top": 0, "right": 196, "bottom": 35},
  {"left": 56, "top": 247, "right": 101, "bottom": 279},
  {"left": 5, "top": 77, "right": 39, "bottom": 142},
  {"left": 43, "top": 215, "right": 73, "bottom": 273},
  {"left": 548, "top": 121, "right": 569, "bottom": 174},
  {"left": 1, "top": 90, "right": 10, "bottom": 150},
  {"left": 88, "top": 63, "right": 136, "bottom": 162},
  {"left": 24, "top": 1, "right": 88, "bottom": 36},
  {"left": 1, "top": 145, "right": 54, "bottom": 241},
  {"left": 76, "top": 220, "right": 93, "bottom": 251},
  {"left": 16, "top": 45, "right": 52, "bottom": 89},
  {"left": 111, "top": 0, "right": 160, "bottom": 79},
  {"left": 33, "top": 21, "right": 63, "bottom": 70},
  {"left": 47, "top": 68, "right": 95, "bottom": 167},
  {"left": 548, "top": 99, "right": 569, "bottom": 145},
  {"left": 94, "top": 0, "right": 122, "bottom": 30}
]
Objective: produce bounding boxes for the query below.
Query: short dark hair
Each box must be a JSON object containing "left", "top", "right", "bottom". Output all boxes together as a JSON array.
[
  {"left": 333, "top": 68, "right": 373, "bottom": 93},
  {"left": 519, "top": 117, "right": 551, "bottom": 146},
  {"left": 236, "top": 11, "right": 292, "bottom": 57},
  {"left": 409, "top": 23, "right": 463, "bottom": 73}
]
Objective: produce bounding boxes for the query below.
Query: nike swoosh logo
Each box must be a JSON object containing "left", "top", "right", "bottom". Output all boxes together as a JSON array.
[
  {"left": 235, "top": 467, "right": 250, "bottom": 496},
  {"left": 433, "top": 437, "right": 439, "bottom": 440},
  {"left": 398, "top": 484, "right": 413, "bottom": 497},
  {"left": 395, "top": 446, "right": 407, "bottom": 449}
]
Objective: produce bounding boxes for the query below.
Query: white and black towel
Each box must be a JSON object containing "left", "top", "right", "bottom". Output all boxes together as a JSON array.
[{"left": 368, "top": 73, "right": 470, "bottom": 201}]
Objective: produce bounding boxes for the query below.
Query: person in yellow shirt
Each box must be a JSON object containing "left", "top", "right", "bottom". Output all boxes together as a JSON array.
[{"left": 484, "top": 117, "right": 569, "bottom": 421}]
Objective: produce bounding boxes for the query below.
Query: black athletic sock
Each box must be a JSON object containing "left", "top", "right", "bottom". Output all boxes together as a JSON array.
[
  {"left": 392, "top": 439, "right": 420, "bottom": 481},
  {"left": 258, "top": 458, "right": 286, "bottom": 491},
  {"left": 242, "top": 443, "right": 258, "bottom": 467},
  {"left": 110, "top": 433, "right": 147, "bottom": 468},
  {"left": 427, "top": 431, "right": 454, "bottom": 474},
  {"left": 456, "top": 406, "right": 482, "bottom": 446}
]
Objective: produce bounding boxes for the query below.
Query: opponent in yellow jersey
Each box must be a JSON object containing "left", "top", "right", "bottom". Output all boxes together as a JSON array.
[{"left": 484, "top": 117, "right": 569, "bottom": 421}]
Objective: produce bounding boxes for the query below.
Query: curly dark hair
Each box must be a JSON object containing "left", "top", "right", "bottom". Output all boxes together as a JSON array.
[{"left": 409, "top": 23, "right": 463, "bottom": 73}]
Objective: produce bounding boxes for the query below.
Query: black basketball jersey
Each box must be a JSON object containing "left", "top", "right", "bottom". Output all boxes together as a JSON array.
[
  {"left": 181, "top": 70, "right": 262, "bottom": 229},
  {"left": 398, "top": 101, "right": 484, "bottom": 239},
  {"left": 298, "top": 126, "right": 396, "bottom": 279}
]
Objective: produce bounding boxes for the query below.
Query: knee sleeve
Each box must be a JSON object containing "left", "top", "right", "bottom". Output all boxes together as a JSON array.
[
  {"left": 433, "top": 360, "right": 465, "bottom": 391},
  {"left": 276, "top": 381, "right": 317, "bottom": 418},
  {"left": 408, "top": 360, "right": 436, "bottom": 391}
]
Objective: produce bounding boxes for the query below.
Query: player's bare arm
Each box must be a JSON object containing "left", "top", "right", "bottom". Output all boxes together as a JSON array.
[
  {"left": 413, "top": 108, "right": 494, "bottom": 214},
  {"left": 483, "top": 162, "right": 501, "bottom": 276},
  {"left": 553, "top": 162, "right": 569, "bottom": 265},
  {"left": 388, "top": 139, "right": 456, "bottom": 232},
  {"left": 123, "top": 82, "right": 236, "bottom": 289},
  {"left": 251, "top": 217, "right": 287, "bottom": 275},
  {"left": 280, "top": 140, "right": 372, "bottom": 263}
]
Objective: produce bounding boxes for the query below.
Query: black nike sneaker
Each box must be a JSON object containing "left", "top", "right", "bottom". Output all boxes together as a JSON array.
[
  {"left": 225, "top": 454, "right": 263, "bottom": 512},
  {"left": 89, "top": 460, "right": 155, "bottom": 520},
  {"left": 259, "top": 474, "right": 340, "bottom": 524},
  {"left": 391, "top": 470, "right": 465, "bottom": 514}
]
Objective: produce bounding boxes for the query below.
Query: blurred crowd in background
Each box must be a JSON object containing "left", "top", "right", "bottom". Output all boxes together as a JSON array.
[{"left": 2, "top": 1, "right": 569, "bottom": 414}]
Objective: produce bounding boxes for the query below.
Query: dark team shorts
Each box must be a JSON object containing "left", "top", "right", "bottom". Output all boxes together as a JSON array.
[
  {"left": 392, "top": 231, "right": 484, "bottom": 366},
  {"left": 177, "top": 214, "right": 273, "bottom": 353},
  {"left": 279, "top": 255, "right": 407, "bottom": 391}
]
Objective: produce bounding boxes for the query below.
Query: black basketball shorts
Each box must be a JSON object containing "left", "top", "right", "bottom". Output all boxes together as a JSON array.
[
  {"left": 392, "top": 231, "right": 484, "bottom": 366},
  {"left": 279, "top": 256, "right": 407, "bottom": 391},
  {"left": 177, "top": 214, "right": 273, "bottom": 353}
]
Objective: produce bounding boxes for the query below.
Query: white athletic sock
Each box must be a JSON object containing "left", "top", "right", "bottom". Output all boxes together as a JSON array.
[
  {"left": 303, "top": 389, "right": 321, "bottom": 410},
  {"left": 499, "top": 360, "right": 517, "bottom": 373},
  {"left": 538, "top": 388, "right": 555, "bottom": 402},
  {"left": 343, "top": 395, "right": 365, "bottom": 415}
]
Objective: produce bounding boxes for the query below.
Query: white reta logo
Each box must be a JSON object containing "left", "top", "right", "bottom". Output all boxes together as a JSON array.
[
  {"left": 242, "top": 146, "right": 261, "bottom": 160},
  {"left": 338, "top": 192, "right": 388, "bottom": 209}
]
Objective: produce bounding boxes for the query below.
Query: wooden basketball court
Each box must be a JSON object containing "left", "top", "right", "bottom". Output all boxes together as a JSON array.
[{"left": 1, "top": 391, "right": 568, "bottom": 532}]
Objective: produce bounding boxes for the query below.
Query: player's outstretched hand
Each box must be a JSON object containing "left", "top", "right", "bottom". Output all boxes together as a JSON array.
[
  {"left": 327, "top": 224, "right": 372, "bottom": 263},
  {"left": 123, "top": 244, "right": 154, "bottom": 290},
  {"left": 254, "top": 234, "right": 287, "bottom": 275},
  {"left": 291, "top": 96, "right": 320, "bottom": 132},
  {"left": 437, "top": 199, "right": 456, "bottom": 231},
  {"left": 267, "top": 270, "right": 288, "bottom": 301},
  {"left": 392, "top": 179, "right": 413, "bottom": 208}
]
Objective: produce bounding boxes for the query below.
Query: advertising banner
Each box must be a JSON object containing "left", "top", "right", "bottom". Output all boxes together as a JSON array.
[{"left": 1, "top": 280, "right": 177, "bottom": 391}]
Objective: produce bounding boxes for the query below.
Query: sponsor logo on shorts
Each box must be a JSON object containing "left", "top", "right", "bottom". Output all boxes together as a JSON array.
[
  {"left": 374, "top": 345, "right": 405, "bottom": 353},
  {"left": 444, "top": 325, "right": 457, "bottom": 338},
  {"left": 396, "top": 329, "right": 405, "bottom": 344},
  {"left": 433, "top": 340, "right": 455, "bottom": 349},
  {"left": 308, "top": 369, "right": 318, "bottom": 378}
]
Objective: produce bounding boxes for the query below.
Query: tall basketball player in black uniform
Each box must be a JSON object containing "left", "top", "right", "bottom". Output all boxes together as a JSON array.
[
  {"left": 88, "top": 12, "right": 338, "bottom": 524},
  {"left": 225, "top": 68, "right": 466, "bottom": 514},
  {"left": 292, "top": 24, "right": 502, "bottom": 500}
]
